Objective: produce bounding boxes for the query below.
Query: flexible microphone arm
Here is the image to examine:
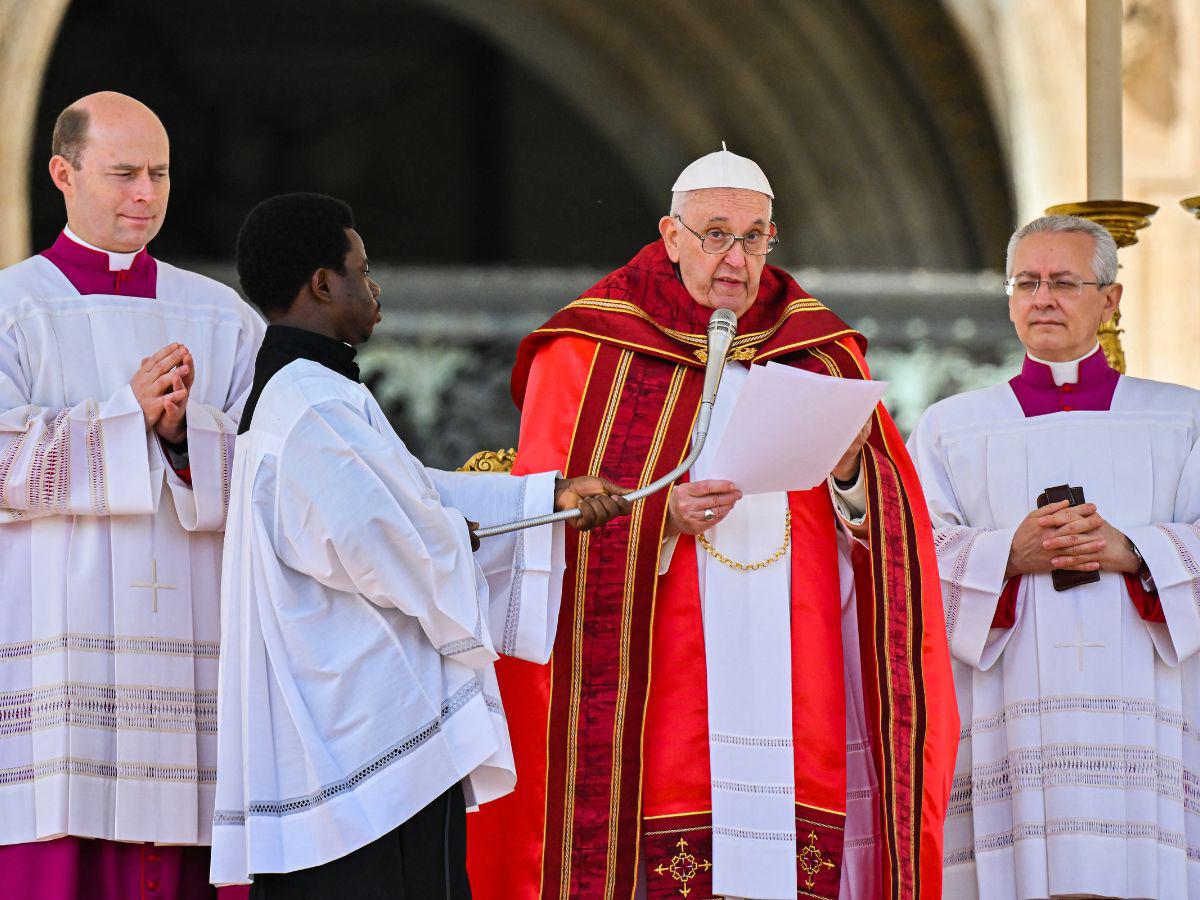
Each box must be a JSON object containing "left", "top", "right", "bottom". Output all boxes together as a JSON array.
[{"left": 474, "top": 307, "right": 739, "bottom": 539}]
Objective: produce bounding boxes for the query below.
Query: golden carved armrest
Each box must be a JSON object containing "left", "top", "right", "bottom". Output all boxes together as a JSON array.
[{"left": 459, "top": 448, "right": 517, "bottom": 473}]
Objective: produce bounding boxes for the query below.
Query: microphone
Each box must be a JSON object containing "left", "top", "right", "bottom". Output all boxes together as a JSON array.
[
  {"left": 473, "top": 307, "right": 740, "bottom": 538},
  {"left": 701, "top": 308, "right": 737, "bottom": 406}
]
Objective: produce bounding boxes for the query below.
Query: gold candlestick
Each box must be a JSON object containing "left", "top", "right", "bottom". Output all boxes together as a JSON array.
[{"left": 1044, "top": 199, "right": 1158, "bottom": 373}]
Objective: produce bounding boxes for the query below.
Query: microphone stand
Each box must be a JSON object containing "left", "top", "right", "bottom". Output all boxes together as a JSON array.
[{"left": 475, "top": 308, "right": 738, "bottom": 539}]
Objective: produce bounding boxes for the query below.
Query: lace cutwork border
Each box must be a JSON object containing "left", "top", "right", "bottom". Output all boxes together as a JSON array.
[
  {"left": 937, "top": 526, "right": 983, "bottom": 643},
  {"left": 85, "top": 400, "right": 108, "bottom": 516},
  {"left": 0, "top": 756, "right": 215, "bottom": 786},
  {"left": 213, "top": 677, "right": 483, "bottom": 826},
  {"left": 0, "top": 633, "right": 221, "bottom": 661},
  {"left": 501, "top": 477, "right": 528, "bottom": 656},
  {"left": 948, "top": 743, "right": 1192, "bottom": 818},
  {"left": 961, "top": 693, "right": 1190, "bottom": 741},
  {"left": 0, "top": 682, "right": 216, "bottom": 737}
]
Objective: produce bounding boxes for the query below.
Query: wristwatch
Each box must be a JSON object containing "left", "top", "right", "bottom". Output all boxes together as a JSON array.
[{"left": 1125, "top": 536, "right": 1148, "bottom": 578}]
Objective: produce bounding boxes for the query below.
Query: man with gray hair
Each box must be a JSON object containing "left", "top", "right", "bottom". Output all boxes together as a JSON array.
[{"left": 909, "top": 215, "right": 1200, "bottom": 898}]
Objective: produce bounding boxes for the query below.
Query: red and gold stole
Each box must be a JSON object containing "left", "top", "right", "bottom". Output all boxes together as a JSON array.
[{"left": 468, "top": 241, "right": 957, "bottom": 900}]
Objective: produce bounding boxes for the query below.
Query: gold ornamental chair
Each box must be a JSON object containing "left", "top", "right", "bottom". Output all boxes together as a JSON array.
[{"left": 458, "top": 448, "right": 517, "bottom": 473}]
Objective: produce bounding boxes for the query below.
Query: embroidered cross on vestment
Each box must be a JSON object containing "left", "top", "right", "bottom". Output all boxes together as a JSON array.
[
  {"left": 131, "top": 560, "right": 177, "bottom": 613},
  {"left": 1054, "top": 619, "right": 1106, "bottom": 672}
]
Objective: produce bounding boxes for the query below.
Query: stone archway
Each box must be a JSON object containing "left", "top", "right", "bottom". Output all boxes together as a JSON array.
[
  {"left": 416, "top": 0, "right": 1015, "bottom": 269},
  {"left": 3, "top": 0, "right": 1014, "bottom": 272},
  {"left": 0, "top": 0, "right": 70, "bottom": 266}
]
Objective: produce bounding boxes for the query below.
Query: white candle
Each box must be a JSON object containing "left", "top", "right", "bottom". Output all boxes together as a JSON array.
[{"left": 1086, "top": 0, "right": 1123, "bottom": 200}]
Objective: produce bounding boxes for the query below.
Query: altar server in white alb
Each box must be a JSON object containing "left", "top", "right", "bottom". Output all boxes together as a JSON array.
[
  {"left": 0, "top": 92, "right": 263, "bottom": 899},
  {"left": 909, "top": 214, "right": 1200, "bottom": 899},
  {"left": 210, "top": 193, "right": 628, "bottom": 896}
]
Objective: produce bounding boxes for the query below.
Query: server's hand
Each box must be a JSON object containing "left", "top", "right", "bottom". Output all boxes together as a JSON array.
[{"left": 554, "top": 476, "right": 631, "bottom": 531}]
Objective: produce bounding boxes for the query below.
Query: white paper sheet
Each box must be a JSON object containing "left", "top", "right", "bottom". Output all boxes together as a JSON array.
[{"left": 705, "top": 362, "right": 888, "bottom": 494}]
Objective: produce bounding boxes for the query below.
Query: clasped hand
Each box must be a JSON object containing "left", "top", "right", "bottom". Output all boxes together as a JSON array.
[
  {"left": 552, "top": 476, "right": 631, "bottom": 531},
  {"left": 465, "top": 476, "right": 630, "bottom": 551},
  {"left": 130, "top": 342, "right": 193, "bottom": 444},
  {"left": 1005, "top": 499, "right": 1140, "bottom": 579}
]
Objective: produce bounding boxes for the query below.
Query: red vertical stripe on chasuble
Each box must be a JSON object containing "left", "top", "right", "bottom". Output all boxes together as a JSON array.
[
  {"left": 641, "top": 531, "right": 711, "bottom": 820},
  {"left": 541, "top": 343, "right": 632, "bottom": 899},
  {"left": 835, "top": 336, "right": 957, "bottom": 899},
  {"left": 541, "top": 345, "right": 702, "bottom": 899},
  {"left": 466, "top": 336, "right": 597, "bottom": 899},
  {"left": 821, "top": 337, "right": 925, "bottom": 898}
]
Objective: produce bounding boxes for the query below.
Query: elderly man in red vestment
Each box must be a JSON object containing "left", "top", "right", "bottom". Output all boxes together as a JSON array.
[{"left": 467, "top": 147, "right": 958, "bottom": 899}]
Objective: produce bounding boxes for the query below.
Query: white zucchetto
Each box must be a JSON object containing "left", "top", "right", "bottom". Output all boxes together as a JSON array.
[{"left": 671, "top": 141, "right": 774, "bottom": 198}]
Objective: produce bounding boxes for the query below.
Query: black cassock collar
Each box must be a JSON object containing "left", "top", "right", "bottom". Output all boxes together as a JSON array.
[{"left": 238, "top": 324, "right": 361, "bottom": 434}]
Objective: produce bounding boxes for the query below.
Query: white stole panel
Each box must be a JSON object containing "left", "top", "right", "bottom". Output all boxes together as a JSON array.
[{"left": 693, "top": 364, "right": 797, "bottom": 899}]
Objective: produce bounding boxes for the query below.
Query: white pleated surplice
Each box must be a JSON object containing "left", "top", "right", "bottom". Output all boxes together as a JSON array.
[
  {"left": 0, "top": 256, "right": 263, "bottom": 846},
  {"left": 210, "top": 359, "right": 566, "bottom": 886},
  {"left": 909, "top": 375, "right": 1200, "bottom": 900}
]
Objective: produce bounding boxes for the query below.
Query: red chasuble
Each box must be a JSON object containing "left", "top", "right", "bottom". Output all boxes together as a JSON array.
[{"left": 466, "top": 241, "right": 957, "bottom": 900}]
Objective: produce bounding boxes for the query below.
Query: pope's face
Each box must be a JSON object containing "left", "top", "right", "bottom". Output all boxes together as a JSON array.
[
  {"left": 328, "top": 229, "right": 382, "bottom": 346},
  {"left": 1007, "top": 231, "right": 1121, "bottom": 362},
  {"left": 51, "top": 104, "right": 170, "bottom": 253},
  {"left": 659, "top": 188, "right": 772, "bottom": 318}
]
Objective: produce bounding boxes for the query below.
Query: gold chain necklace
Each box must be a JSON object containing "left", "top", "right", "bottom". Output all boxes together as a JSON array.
[{"left": 696, "top": 510, "right": 791, "bottom": 572}]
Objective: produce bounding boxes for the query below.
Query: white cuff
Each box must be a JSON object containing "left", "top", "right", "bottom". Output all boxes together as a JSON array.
[
  {"left": 828, "top": 466, "right": 866, "bottom": 525},
  {"left": 658, "top": 532, "right": 681, "bottom": 575}
]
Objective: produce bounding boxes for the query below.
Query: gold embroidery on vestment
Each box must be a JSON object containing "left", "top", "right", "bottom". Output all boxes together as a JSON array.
[
  {"left": 798, "top": 830, "right": 837, "bottom": 889},
  {"left": 694, "top": 345, "right": 756, "bottom": 364},
  {"left": 652, "top": 836, "right": 712, "bottom": 898}
]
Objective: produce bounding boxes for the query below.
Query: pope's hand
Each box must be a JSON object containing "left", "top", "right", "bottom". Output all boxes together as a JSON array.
[
  {"left": 130, "top": 343, "right": 190, "bottom": 434},
  {"left": 832, "top": 419, "right": 872, "bottom": 483},
  {"left": 554, "top": 476, "right": 631, "bottom": 531},
  {"left": 665, "top": 479, "right": 743, "bottom": 538}
]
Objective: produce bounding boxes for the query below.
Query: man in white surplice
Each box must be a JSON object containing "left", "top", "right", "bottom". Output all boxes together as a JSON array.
[
  {"left": 909, "top": 215, "right": 1200, "bottom": 899},
  {"left": 0, "top": 92, "right": 263, "bottom": 897},
  {"left": 210, "top": 193, "right": 628, "bottom": 895}
]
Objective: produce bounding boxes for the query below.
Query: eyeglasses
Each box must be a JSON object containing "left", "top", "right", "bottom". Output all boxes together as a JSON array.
[
  {"left": 674, "top": 215, "right": 779, "bottom": 256},
  {"left": 1005, "top": 277, "right": 1110, "bottom": 298}
]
